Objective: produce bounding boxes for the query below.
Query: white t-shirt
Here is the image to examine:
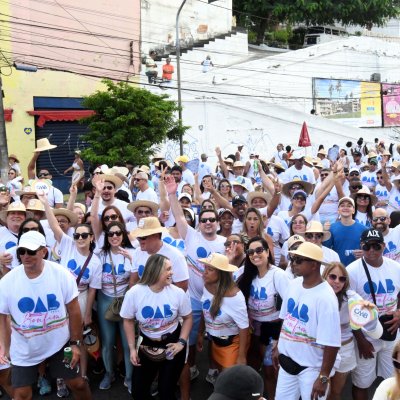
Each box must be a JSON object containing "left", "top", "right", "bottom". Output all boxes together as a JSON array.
[
  {"left": 321, "top": 246, "right": 340, "bottom": 263},
  {"left": 231, "top": 218, "right": 243, "bottom": 235},
  {"left": 316, "top": 184, "right": 339, "bottom": 223},
  {"left": 383, "top": 226, "right": 400, "bottom": 262},
  {"left": 198, "top": 162, "right": 212, "bottom": 181},
  {"left": 47, "top": 186, "right": 64, "bottom": 207},
  {"left": 387, "top": 187, "right": 400, "bottom": 215},
  {"left": 185, "top": 226, "right": 226, "bottom": 301},
  {"left": 58, "top": 234, "right": 102, "bottom": 292},
  {"left": 281, "top": 165, "right": 316, "bottom": 185},
  {"left": 375, "top": 184, "right": 390, "bottom": 208},
  {"left": 131, "top": 242, "right": 189, "bottom": 284},
  {"left": 0, "top": 260, "right": 78, "bottom": 366},
  {"left": 201, "top": 287, "right": 249, "bottom": 337},
  {"left": 361, "top": 170, "right": 378, "bottom": 190},
  {"left": 265, "top": 215, "right": 290, "bottom": 263},
  {"left": 90, "top": 198, "right": 133, "bottom": 223},
  {"left": 248, "top": 266, "right": 290, "bottom": 322},
  {"left": 99, "top": 250, "right": 134, "bottom": 297},
  {"left": 136, "top": 187, "right": 158, "bottom": 203},
  {"left": 278, "top": 279, "right": 341, "bottom": 368},
  {"left": 162, "top": 232, "right": 186, "bottom": 254},
  {"left": 354, "top": 210, "right": 373, "bottom": 228},
  {"left": 277, "top": 209, "right": 319, "bottom": 227},
  {"left": 120, "top": 283, "right": 191, "bottom": 339},
  {"left": 347, "top": 257, "right": 400, "bottom": 316},
  {"left": 0, "top": 227, "right": 18, "bottom": 253},
  {"left": 182, "top": 169, "right": 195, "bottom": 185}
]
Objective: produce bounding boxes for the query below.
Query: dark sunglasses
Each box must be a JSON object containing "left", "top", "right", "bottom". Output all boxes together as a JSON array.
[
  {"left": 357, "top": 195, "right": 370, "bottom": 200},
  {"left": 17, "top": 247, "right": 40, "bottom": 256},
  {"left": 38, "top": 173, "right": 50, "bottom": 178},
  {"left": 136, "top": 210, "right": 151, "bottom": 215},
  {"left": 107, "top": 230, "right": 123, "bottom": 237},
  {"left": 320, "top": 174, "right": 329, "bottom": 178},
  {"left": 327, "top": 273, "right": 347, "bottom": 283},
  {"left": 224, "top": 240, "right": 241, "bottom": 247},
  {"left": 22, "top": 227, "right": 39, "bottom": 233},
  {"left": 372, "top": 216, "right": 387, "bottom": 222},
  {"left": 290, "top": 185, "right": 302, "bottom": 190},
  {"left": 289, "top": 255, "right": 309, "bottom": 264},
  {"left": 73, "top": 232, "right": 91, "bottom": 240},
  {"left": 349, "top": 172, "right": 360, "bottom": 176},
  {"left": 305, "top": 233, "right": 323, "bottom": 240},
  {"left": 362, "top": 243, "right": 382, "bottom": 251},
  {"left": 103, "top": 185, "right": 114, "bottom": 191},
  {"left": 200, "top": 217, "right": 217, "bottom": 223},
  {"left": 247, "top": 246, "right": 265, "bottom": 256},
  {"left": 293, "top": 196, "right": 306, "bottom": 201},
  {"left": 103, "top": 214, "right": 119, "bottom": 222},
  {"left": 134, "top": 178, "right": 145, "bottom": 182},
  {"left": 393, "top": 358, "right": 400, "bottom": 370},
  {"left": 351, "top": 185, "right": 362, "bottom": 190}
]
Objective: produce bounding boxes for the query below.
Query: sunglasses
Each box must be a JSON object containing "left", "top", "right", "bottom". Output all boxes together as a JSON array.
[
  {"left": 247, "top": 246, "right": 265, "bottom": 256},
  {"left": 372, "top": 216, "right": 387, "bottom": 222},
  {"left": 220, "top": 184, "right": 231, "bottom": 189},
  {"left": 38, "top": 173, "right": 50, "bottom": 178},
  {"left": 327, "top": 273, "right": 347, "bottom": 283},
  {"left": 349, "top": 172, "right": 360, "bottom": 176},
  {"left": 103, "top": 185, "right": 114, "bottom": 191},
  {"left": 134, "top": 178, "right": 145, "bottom": 182},
  {"left": 136, "top": 210, "right": 151, "bottom": 215},
  {"left": 293, "top": 196, "right": 306, "bottom": 201},
  {"left": 103, "top": 214, "right": 119, "bottom": 222},
  {"left": 289, "top": 255, "right": 309, "bottom": 264},
  {"left": 290, "top": 185, "right": 302, "bottom": 190},
  {"left": 362, "top": 243, "right": 382, "bottom": 251},
  {"left": 393, "top": 358, "right": 400, "bottom": 370},
  {"left": 22, "top": 227, "right": 39, "bottom": 233},
  {"left": 107, "top": 230, "right": 123, "bottom": 237},
  {"left": 357, "top": 195, "right": 370, "bottom": 200},
  {"left": 320, "top": 174, "right": 329, "bottom": 178},
  {"left": 73, "top": 232, "right": 91, "bottom": 240},
  {"left": 351, "top": 185, "right": 362, "bottom": 190},
  {"left": 305, "top": 233, "right": 323, "bottom": 240},
  {"left": 17, "top": 247, "right": 40, "bottom": 256},
  {"left": 200, "top": 217, "right": 217, "bottom": 223},
  {"left": 224, "top": 240, "right": 241, "bottom": 247}
]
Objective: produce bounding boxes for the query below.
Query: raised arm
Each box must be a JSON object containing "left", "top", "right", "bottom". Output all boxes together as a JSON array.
[
  {"left": 267, "top": 180, "right": 282, "bottom": 217},
  {"left": 66, "top": 184, "right": 78, "bottom": 211},
  {"left": 215, "top": 147, "right": 229, "bottom": 179},
  {"left": 90, "top": 176, "right": 105, "bottom": 241},
  {"left": 204, "top": 182, "right": 232, "bottom": 210},
  {"left": 381, "top": 160, "right": 392, "bottom": 192},
  {"left": 158, "top": 167, "right": 170, "bottom": 213},
  {"left": 164, "top": 175, "right": 188, "bottom": 239},
  {"left": 257, "top": 160, "right": 275, "bottom": 196},
  {"left": 37, "top": 191, "right": 63, "bottom": 243},
  {"left": 193, "top": 173, "right": 204, "bottom": 204},
  {"left": 27, "top": 152, "right": 40, "bottom": 180}
]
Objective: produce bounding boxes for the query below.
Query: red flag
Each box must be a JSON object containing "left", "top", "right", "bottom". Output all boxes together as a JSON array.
[{"left": 298, "top": 122, "right": 311, "bottom": 147}]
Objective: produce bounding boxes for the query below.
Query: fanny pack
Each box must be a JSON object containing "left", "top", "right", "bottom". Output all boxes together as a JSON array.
[
  {"left": 278, "top": 354, "right": 307, "bottom": 375},
  {"left": 208, "top": 333, "right": 236, "bottom": 347}
]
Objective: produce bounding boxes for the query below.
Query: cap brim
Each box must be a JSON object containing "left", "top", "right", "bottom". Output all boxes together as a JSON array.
[{"left": 198, "top": 258, "right": 238, "bottom": 272}]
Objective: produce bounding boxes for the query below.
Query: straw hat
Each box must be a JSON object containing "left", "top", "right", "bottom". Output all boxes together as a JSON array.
[
  {"left": 154, "top": 159, "right": 172, "bottom": 168},
  {"left": 247, "top": 191, "right": 271, "bottom": 207},
  {"left": 304, "top": 156, "right": 314, "bottom": 166},
  {"left": 367, "top": 152, "right": 377, "bottom": 159},
  {"left": 282, "top": 178, "right": 312, "bottom": 197},
  {"left": 101, "top": 174, "right": 123, "bottom": 190},
  {"left": 137, "top": 165, "right": 151, "bottom": 174},
  {"left": 127, "top": 200, "right": 159, "bottom": 215},
  {"left": 273, "top": 162, "right": 286, "bottom": 172},
  {"left": 392, "top": 161, "right": 400, "bottom": 169},
  {"left": 288, "top": 242, "right": 327, "bottom": 265},
  {"left": 351, "top": 187, "right": 377, "bottom": 206},
  {"left": 287, "top": 234, "right": 305, "bottom": 249},
  {"left": 130, "top": 217, "right": 167, "bottom": 238},
  {"left": 152, "top": 153, "right": 164, "bottom": 162},
  {"left": 16, "top": 186, "right": 37, "bottom": 197},
  {"left": 317, "top": 149, "right": 327, "bottom": 156},
  {"left": 198, "top": 253, "right": 238, "bottom": 272},
  {"left": 53, "top": 208, "right": 78, "bottom": 226},
  {"left": 8, "top": 154, "right": 20, "bottom": 163},
  {"left": 26, "top": 199, "right": 45, "bottom": 212},
  {"left": 233, "top": 161, "right": 245, "bottom": 168},
  {"left": 73, "top": 203, "right": 87, "bottom": 214},
  {"left": 106, "top": 166, "right": 129, "bottom": 177},
  {"left": 34, "top": 138, "right": 57, "bottom": 152},
  {"left": 0, "top": 202, "right": 33, "bottom": 221},
  {"left": 224, "top": 157, "right": 234, "bottom": 165},
  {"left": 304, "top": 221, "right": 331, "bottom": 241},
  {"left": 231, "top": 176, "right": 248, "bottom": 191}
]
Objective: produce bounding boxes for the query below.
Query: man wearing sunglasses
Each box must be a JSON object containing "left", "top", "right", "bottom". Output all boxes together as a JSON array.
[
  {"left": 0, "top": 231, "right": 92, "bottom": 399},
  {"left": 273, "top": 242, "right": 340, "bottom": 400},
  {"left": 347, "top": 228, "right": 400, "bottom": 400},
  {"left": 133, "top": 171, "right": 158, "bottom": 203}
]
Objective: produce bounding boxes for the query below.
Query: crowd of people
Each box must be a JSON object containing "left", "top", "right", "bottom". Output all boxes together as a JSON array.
[{"left": 1, "top": 137, "right": 400, "bottom": 399}]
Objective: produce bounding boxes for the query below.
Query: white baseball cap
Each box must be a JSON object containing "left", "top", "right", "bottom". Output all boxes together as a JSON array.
[{"left": 18, "top": 231, "right": 46, "bottom": 251}]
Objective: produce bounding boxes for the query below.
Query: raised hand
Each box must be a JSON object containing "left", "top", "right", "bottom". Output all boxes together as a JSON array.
[{"left": 164, "top": 175, "right": 178, "bottom": 195}]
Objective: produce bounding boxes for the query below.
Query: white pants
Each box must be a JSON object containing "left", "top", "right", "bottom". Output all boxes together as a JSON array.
[{"left": 276, "top": 367, "right": 328, "bottom": 400}]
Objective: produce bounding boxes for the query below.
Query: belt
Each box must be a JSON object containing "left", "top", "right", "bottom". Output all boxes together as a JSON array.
[{"left": 341, "top": 337, "right": 353, "bottom": 346}]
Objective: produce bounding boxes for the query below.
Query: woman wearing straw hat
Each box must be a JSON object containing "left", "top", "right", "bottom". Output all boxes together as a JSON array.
[
  {"left": 351, "top": 187, "right": 377, "bottom": 227},
  {"left": 238, "top": 236, "right": 289, "bottom": 400},
  {"left": 197, "top": 253, "right": 249, "bottom": 370},
  {"left": 121, "top": 254, "right": 192, "bottom": 400}
]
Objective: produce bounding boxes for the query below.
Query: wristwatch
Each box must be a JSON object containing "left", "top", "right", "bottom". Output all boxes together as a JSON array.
[
  {"left": 69, "top": 340, "right": 82, "bottom": 347},
  {"left": 178, "top": 338, "right": 187, "bottom": 346},
  {"left": 319, "top": 375, "right": 329, "bottom": 384}
]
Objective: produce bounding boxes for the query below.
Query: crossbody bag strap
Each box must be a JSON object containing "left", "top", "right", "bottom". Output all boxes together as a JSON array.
[
  {"left": 76, "top": 252, "right": 93, "bottom": 286},
  {"left": 361, "top": 257, "right": 377, "bottom": 305}
]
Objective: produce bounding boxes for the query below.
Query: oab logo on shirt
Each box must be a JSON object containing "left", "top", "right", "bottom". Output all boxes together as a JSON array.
[
  {"left": 250, "top": 285, "right": 267, "bottom": 300},
  {"left": 202, "top": 299, "right": 221, "bottom": 316},
  {"left": 363, "top": 279, "right": 395, "bottom": 295},
  {"left": 287, "top": 298, "right": 309, "bottom": 323},
  {"left": 141, "top": 304, "right": 173, "bottom": 319}
]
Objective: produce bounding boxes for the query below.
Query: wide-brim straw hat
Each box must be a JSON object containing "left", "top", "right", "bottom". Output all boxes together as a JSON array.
[
  {"left": 198, "top": 253, "right": 238, "bottom": 272},
  {"left": 273, "top": 162, "right": 286, "bottom": 172},
  {"left": 231, "top": 176, "right": 248, "bottom": 191},
  {"left": 247, "top": 191, "right": 272, "bottom": 206},
  {"left": 53, "top": 208, "right": 78, "bottom": 226},
  {"left": 101, "top": 174, "right": 123, "bottom": 190},
  {"left": 34, "top": 138, "right": 57, "bottom": 152},
  {"left": 15, "top": 186, "right": 37, "bottom": 197},
  {"left": 288, "top": 242, "right": 327, "bottom": 265},
  {"left": 282, "top": 178, "right": 312, "bottom": 197},
  {"left": 0, "top": 202, "right": 33, "bottom": 223},
  {"left": 8, "top": 153, "right": 20, "bottom": 163},
  {"left": 351, "top": 187, "right": 377, "bottom": 206},
  {"left": 367, "top": 152, "right": 378, "bottom": 159},
  {"left": 304, "top": 221, "right": 331, "bottom": 241},
  {"left": 154, "top": 159, "right": 172, "bottom": 169},
  {"left": 233, "top": 161, "right": 245, "bottom": 168},
  {"left": 26, "top": 199, "right": 45, "bottom": 212},
  {"left": 130, "top": 216, "right": 167, "bottom": 238},
  {"left": 152, "top": 153, "right": 164, "bottom": 162},
  {"left": 317, "top": 149, "right": 327, "bottom": 156},
  {"left": 127, "top": 200, "right": 159, "bottom": 215}
]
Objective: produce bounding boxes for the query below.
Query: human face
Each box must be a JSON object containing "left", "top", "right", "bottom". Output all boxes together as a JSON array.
[
  {"left": 369, "top": 162, "right": 377, "bottom": 172},
  {"left": 349, "top": 182, "right": 362, "bottom": 193},
  {"left": 38, "top": 170, "right": 52, "bottom": 179},
  {"left": 202, "top": 201, "right": 214, "bottom": 211},
  {"left": 225, "top": 235, "right": 244, "bottom": 257},
  {"left": 73, "top": 226, "right": 92, "bottom": 250},
  {"left": 7, "top": 211, "right": 26, "bottom": 232},
  {"left": 103, "top": 209, "right": 121, "bottom": 226},
  {"left": 290, "top": 255, "right": 313, "bottom": 277},
  {"left": 159, "top": 259, "right": 173, "bottom": 287},
  {"left": 338, "top": 201, "right": 354, "bottom": 218},
  {"left": 247, "top": 241, "right": 269, "bottom": 269},
  {"left": 356, "top": 194, "right": 370, "bottom": 208},
  {"left": 289, "top": 184, "right": 303, "bottom": 196},
  {"left": 219, "top": 182, "right": 232, "bottom": 194},
  {"left": 219, "top": 212, "right": 234, "bottom": 230},
  {"left": 199, "top": 211, "right": 218, "bottom": 236},
  {"left": 138, "top": 233, "right": 160, "bottom": 253},
  {"left": 18, "top": 246, "right": 47, "bottom": 270},
  {"left": 203, "top": 264, "right": 219, "bottom": 285},
  {"left": 7, "top": 170, "right": 16, "bottom": 179},
  {"left": 73, "top": 207, "right": 85, "bottom": 224},
  {"left": 326, "top": 266, "right": 347, "bottom": 294},
  {"left": 291, "top": 216, "right": 306, "bottom": 234},
  {"left": 245, "top": 211, "right": 260, "bottom": 234},
  {"left": 372, "top": 210, "right": 389, "bottom": 232},
  {"left": 21, "top": 221, "right": 40, "bottom": 234},
  {"left": 101, "top": 181, "right": 116, "bottom": 201},
  {"left": 202, "top": 176, "right": 212, "bottom": 187},
  {"left": 233, "top": 166, "right": 244, "bottom": 176},
  {"left": 251, "top": 197, "right": 267, "bottom": 209},
  {"left": 134, "top": 175, "right": 147, "bottom": 190},
  {"left": 233, "top": 201, "right": 247, "bottom": 217},
  {"left": 362, "top": 241, "right": 384, "bottom": 265},
  {"left": 179, "top": 198, "right": 191, "bottom": 208},
  {"left": 134, "top": 207, "right": 152, "bottom": 223},
  {"left": 56, "top": 216, "right": 70, "bottom": 234},
  {"left": 320, "top": 171, "right": 329, "bottom": 182},
  {"left": 171, "top": 170, "right": 182, "bottom": 183},
  {"left": 292, "top": 194, "right": 306, "bottom": 206},
  {"left": 305, "top": 232, "right": 323, "bottom": 246},
  {"left": 182, "top": 185, "right": 193, "bottom": 195},
  {"left": 294, "top": 158, "right": 304, "bottom": 169},
  {"left": 107, "top": 225, "right": 124, "bottom": 248}
]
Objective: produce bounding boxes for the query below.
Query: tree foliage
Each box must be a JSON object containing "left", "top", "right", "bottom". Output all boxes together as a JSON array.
[
  {"left": 234, "top": 0, "right": 400, "bottom": 44},
  {"left": 80, "top": 79, "right": 187, "bottom": 166}
]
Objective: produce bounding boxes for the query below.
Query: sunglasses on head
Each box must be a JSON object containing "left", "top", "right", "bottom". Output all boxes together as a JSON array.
[
  {"left": 73, "top": 232, "right": 91, "bottom": 240},
  {"left": 200, "top": 217, "right": 217, "bottom": 223},
  {"left": 305, "top": 233, "right": 323, "bottom": 240},
  {"left": 246, "top": 246, "right": 265, "bottom": 256},
  {"left": 17, "top": 247, "right": 40, "bottom": 256},
  {"left": 224, "top": 240, "right": 241, "bottom": 247},
  {"left": 103, "top": 214, "right": 119, "bottom": 222},
  {"left": 351, "top": 185, "right": 362, "bottom": 190},
  {"left": 327, "top": 273, "right": 346, "bottom": 283},
  {"left": 103, "top": 185, "right": 114, "bottom": 191},
  {"left": 107, "top": 230, "right": 123, "bottom": 237},
  {"left": 289, "top": 255, "right": 309, "bottom": 264},
  {"left": 362, "top": 243, "right": 382, "bottom": 251},
  {"left": 22, "top": 227, "right": 39, "bottom": 234},
  {"left": 372, "top": 216, "right": 387, "bottom": 222}
]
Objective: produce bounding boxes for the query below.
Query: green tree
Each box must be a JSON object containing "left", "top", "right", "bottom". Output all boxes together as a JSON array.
[
  {"left": 234, "top": 0, "right": 400, "bottom": 44},
  {"left": 80, "top": 79, "right": 187, "bottom": 166}
]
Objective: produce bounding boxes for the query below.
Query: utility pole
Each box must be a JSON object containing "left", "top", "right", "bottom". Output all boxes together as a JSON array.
[{"left": 0, "top": 75, "right": 8, "bottom": 185}]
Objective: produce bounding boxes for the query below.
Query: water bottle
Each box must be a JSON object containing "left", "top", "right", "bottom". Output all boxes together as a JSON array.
[{"left": 165, "top": 349, "right": 174, "bottom": 360}]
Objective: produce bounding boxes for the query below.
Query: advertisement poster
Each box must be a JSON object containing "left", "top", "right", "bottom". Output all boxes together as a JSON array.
[
  {"left": 313, "top": 78, "right": 382, "bottom": 128},
  {"left": 382, "top": 83, "right": 400, "bottom": 127}
]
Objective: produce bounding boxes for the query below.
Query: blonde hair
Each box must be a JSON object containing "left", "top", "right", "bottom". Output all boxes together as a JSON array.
[
  {"left": 390, "top": 341, "right": 400, "bottom": 400},
  {"left": 322, "top": 262, "right": 349, "bottom": 309}
]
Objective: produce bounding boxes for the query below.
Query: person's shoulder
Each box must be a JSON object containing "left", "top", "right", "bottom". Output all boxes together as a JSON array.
[
  {"left": 161, "top": 241, "right": 183, "bottom": 258},
  {"left": 346, "top": 258, "right": 362, "bottom": 273},
  {"left": 382, "top": 257, "right": 400, "bottom": 270}
]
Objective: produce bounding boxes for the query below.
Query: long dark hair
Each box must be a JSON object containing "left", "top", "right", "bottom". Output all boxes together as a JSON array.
[
  {"left": 353, "top": 194, "right": 373, "bottom": 222},
  {"left": 18, "top": 218, "right": 45, "bottom": 240},
  {"left": 102, "top": 221, "right": 133, "bottom": 252},
  {"left": 238, "top": 236, "right": 274, "bottom": 303},
  {"left": 101, "top": 205, "right": 126, "bottom": 232}
]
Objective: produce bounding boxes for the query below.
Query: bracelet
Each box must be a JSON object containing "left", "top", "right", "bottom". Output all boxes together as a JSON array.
[{"left": 178, "top": 338, "right": 187, "bottom": 346}]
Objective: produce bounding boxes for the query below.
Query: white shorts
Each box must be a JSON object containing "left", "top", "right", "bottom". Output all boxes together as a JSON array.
[
  {"left": 337, "top": 340, "right": 357, "bottom": 374},
  {"left": 351, "top": 338, "right": 396, "bottom": 388}
]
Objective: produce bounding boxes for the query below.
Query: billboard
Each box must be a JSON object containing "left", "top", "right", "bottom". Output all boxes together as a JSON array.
[
  {"left": 313, "top": 78, "right": 382, "bottom": 128},
  {"left": 382, "top": 83, "right": 400, "bottom": 127}
]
